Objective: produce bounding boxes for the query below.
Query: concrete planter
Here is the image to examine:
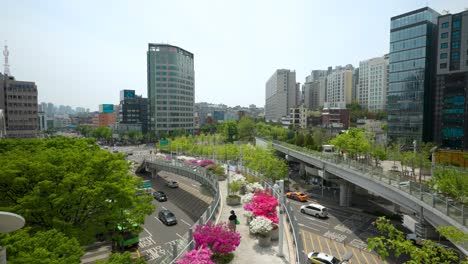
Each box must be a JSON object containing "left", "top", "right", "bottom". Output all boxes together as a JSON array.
[
  {"left": 257, "top": 233, "right": 272, "bottom": 247},
  {"left": 217, "top": 175, "right": 227, "bottom": 181},
  {"left": 226, "top": 195, "right": 241, "bottom": 206},
  {"left": 270, "top": 225, "right": 279, "bottom": 241}
]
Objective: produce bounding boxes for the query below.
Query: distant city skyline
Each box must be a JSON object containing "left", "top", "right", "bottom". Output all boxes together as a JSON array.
[{"left": 1, "top": 0, "right": 467, "bottom": 110}]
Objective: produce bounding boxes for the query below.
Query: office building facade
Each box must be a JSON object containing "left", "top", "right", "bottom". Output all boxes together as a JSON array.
[
  {"left": 0, "top": 73, "right": 39, "bottom": 138},
  {"left": 357, "top": 55, "right": 389, "bottom": 112},
  {"left": 147, "top": 44, "right": 195, "bottom": 137},
  {"left": 265, "top": 69, "right": 298, "bottom": 122},
  {"left": 433, "top": 10, "right": 468, "bottom": 150},
  {"left": 118, "top": 89, "right": 149, "bottom": 134},
  {"left": 387, "top": 7, "right": 440, "bottom": 144}
]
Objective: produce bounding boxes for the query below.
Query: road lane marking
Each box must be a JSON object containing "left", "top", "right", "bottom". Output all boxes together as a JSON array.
[
  {"left": 154, "top": 216, "right": 163, "bottom": 224},
  {"left": 371, "top": 254, "right": 381, "bottom": 264},
  {"left": 332, "top": 240, "right": 342, "bottom": 257},
  {"left": 304, "top": 216, "right": 330, "bottom": 228},
  {"left": 143, "top": 227, "right": 152, "bottom": 236},
  {"left": 317, "top": 236, "right": 324, "bottom": 253},
  {"left": 361, "top": 251, "right": 370, "bottom": 264},
  {"left": 308, "top": 232, "right": 316, "bottom": 252},
  {"left": 180, "top": 218, "right": 191, "bottom": 227},
  {"left": 301, "top": 230, "right": 309, "bottom": 253},
  {"left": 351, "top": 247, "right": 362, "bottom": 264},
  {"left": 298, "top": 223, "right": 320, "bottom": 232},
  {"left": 324, "top": 238, "right": 333, "bottom": 255},
  {"left": 191, "top": 184, "right": 198, "bottom": 187},
  {"left": 176, "top": 233, "right": 186, "bottom": 240},
  {"left": 162, "top": 206, "right": 167, "bottom": 210}
]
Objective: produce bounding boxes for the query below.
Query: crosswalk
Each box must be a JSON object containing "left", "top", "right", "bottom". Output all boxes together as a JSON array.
[{"left": 301, "top": 229, "right": 386, "bottom": 264}]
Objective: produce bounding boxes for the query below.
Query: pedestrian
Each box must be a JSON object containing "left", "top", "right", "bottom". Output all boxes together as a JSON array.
[{"left": 228, "top": 210, "right": 237, "bottom": 231}]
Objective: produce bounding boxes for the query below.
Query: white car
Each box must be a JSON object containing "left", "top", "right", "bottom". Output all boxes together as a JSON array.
[
  {"left": 166, "top": 181, "right": 179, "bottom": 188},
  {"left": 307, "top": 251, "right": 352, "bottom": 264},
  {"left": 300, "top": 203, "right": 328, "bottom": 218}
]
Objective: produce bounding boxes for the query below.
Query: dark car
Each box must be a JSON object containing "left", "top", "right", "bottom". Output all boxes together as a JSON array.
[
  {"left": 153, "top": 191, "right": 167, "bottom": 202},
  {"left": 158, "top": 210, "right": 177, "bottom": 226}
]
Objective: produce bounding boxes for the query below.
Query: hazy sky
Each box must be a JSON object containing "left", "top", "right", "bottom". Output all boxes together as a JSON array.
[{"left": 1, "top": 0, "right": 466, "bottom": 111}]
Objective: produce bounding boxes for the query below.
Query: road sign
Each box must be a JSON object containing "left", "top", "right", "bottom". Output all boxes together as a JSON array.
[
  {"left": 142, "top": 182, "right": 152, "bottom": 188},
  {"left": 160, "top": 140, "right": 169, "bottom": 146}
]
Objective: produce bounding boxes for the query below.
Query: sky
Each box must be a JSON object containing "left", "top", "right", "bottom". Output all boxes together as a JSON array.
[{"left": 1, "top": 0, "right": 467, "bottom": 111}]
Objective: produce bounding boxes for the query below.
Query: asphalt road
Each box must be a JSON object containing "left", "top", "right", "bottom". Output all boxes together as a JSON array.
[{"left": 288, "top": 198, "right": 388, "bottom": 264}]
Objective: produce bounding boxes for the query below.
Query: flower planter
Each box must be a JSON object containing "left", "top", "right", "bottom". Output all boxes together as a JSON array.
[
  {"left": 258, "top": 233, "right": 272, "bottom": 247},
  {"left": 226, "top": 195, "right": 241, "bottom": 206},
  {"left": 270, "top": 225, "right": 279, "bottom": 241},
  {"left": 217, "top": 175, "right": 227, "bottom": 181},
  {"left": 239, "top": 185, "right": 247, "bottom": 195}
]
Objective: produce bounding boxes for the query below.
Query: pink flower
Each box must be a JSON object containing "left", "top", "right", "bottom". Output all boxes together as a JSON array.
[
  {"left": 248, "top": 189, "right": 279, "bottom": 223},
  {"left": 193, "top": 221, "right": 241, "bottom": 255},
  {"left": 176, "top": 246, "right": 214, "bottom": 264}
]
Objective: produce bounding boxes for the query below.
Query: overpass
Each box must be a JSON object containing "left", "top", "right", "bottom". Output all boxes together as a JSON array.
[{"left": 256, "top": 138, "right": 468, "bottom": 255}]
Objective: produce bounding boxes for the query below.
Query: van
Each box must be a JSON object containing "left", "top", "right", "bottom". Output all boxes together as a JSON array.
[
  {"left": 300, "top": 203, "right": 328, "bottom": 218},
  {"left": 322, "top": 145, "right": 335, "bottom": 154}
]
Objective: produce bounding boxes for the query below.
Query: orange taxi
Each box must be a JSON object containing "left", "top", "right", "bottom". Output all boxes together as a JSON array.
[{"left": 286, "top": 191, "right": 308, "bottom": 202}]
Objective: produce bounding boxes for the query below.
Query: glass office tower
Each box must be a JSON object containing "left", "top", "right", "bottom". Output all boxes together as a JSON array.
[
  {"left": 147, "top": 44, "right": 195, "bottom": 137},
  {"left": 387, "top": 7, "right": 440, "bottom": 145}
]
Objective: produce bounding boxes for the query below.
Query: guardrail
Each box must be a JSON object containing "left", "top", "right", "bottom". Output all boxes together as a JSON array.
[
  {"left": 270, "top": 140, "right": 467, "bottom": 228},
  {"left": 141, "top": 159, "right": 221, "bottom": 264}
]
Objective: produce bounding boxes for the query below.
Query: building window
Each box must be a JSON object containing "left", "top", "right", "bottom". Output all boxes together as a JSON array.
[
  {"left": 440, "top": 53, "right": 448, "bottom": 59},
  {"left": 452, "top": 52, "right": 459, "bottom": 61},
  {"left": 441, "top": 22, "right": 449, "bottom": 28},
  {"left": 440, "top": 63, "right": 447, "bottom": 69},
  {"left": 440, "top": 42, "right": 448, "bottom": 49},
  {"left": 441, "top": 32, "right": 449, "bottom": 39},
  {"left": 452, "top": 42, "right": 460, "bottom": 49},
  {"left": 453, "top": 20, "right": 460, "bottom": 28},
  {"left": 452, "top": 31, "right": 460, "bottom": 39}
]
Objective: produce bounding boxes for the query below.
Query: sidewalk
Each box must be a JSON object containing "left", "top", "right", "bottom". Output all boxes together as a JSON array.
[{"left": 215, "top": 173, "right": 291, "bottom": 264}]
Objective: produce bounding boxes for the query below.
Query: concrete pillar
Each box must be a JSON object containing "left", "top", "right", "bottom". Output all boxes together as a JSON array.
[
  {"left": 299, "top": 162, "right": 306, "bottom": 178},
  {"left": 393, "top": 203, "right": 401, "bottom": 213},
  {"left": 339, "top": 183, "right": 351, "bottom": 207}
]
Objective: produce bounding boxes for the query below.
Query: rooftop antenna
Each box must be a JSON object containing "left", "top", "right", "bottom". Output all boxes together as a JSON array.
[{"left": 3, "top": 41, "right": 10, "bottom": 76}]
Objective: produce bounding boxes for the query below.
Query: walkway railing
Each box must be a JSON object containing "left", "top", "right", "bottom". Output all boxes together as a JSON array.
[
  {"left": 141, "top": 159, "right": 221, "bottom": 264},
  {"left": 271, "top": 140, "right": 467, "bottom": 228}
]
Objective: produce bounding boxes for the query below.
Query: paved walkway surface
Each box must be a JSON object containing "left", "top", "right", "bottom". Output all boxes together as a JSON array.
[{"left": 215, "top": 172, "right": 291, "bottom": 264}]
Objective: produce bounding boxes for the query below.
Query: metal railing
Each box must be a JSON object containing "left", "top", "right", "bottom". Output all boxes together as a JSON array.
[
  {"left": 141, "top": 159, "right": 221, "bottom": 264},
  {"left": 271, "top": 140, "right": 467, "bottom": 228}
]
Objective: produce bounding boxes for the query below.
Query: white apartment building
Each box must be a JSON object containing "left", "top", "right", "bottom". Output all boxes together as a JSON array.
[
  {"left": 326, "top": 65, "right": 353, "bottom": 108},
  {"left": 265, "top": 69, "right": 297, "bottom": 122},
  {"left": 357, "top": 56, "right": 388, "bottom": 112}
]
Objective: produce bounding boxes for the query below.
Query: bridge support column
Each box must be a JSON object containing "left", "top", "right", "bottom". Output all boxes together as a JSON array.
[
  {"left": 393, "top": 203, "right": 401, "bottom": 213},
  {"left": 415, "top": 207, "right": 438, "bottom": 239},
  {"left": 339, "top": 182, "right": 352, "bottom": 207},
  {"left": 299, "top": 162, "right": 306, "bottom": 178}
]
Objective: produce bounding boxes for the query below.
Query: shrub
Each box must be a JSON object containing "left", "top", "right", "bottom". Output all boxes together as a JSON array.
[
  {"left": 193, "top": 222, "right": 241, "bottom": 255},
  {"left": 176, "top": 246, "right": 214, "bottom": 264}
]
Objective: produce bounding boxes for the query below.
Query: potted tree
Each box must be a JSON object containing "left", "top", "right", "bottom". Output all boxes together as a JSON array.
[{"left": 226, "top": 181, "right": 241, "bottom": 205}]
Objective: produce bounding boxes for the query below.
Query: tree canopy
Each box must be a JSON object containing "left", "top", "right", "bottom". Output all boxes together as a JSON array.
[{"left": 0, "top": 137, "right": 154, "bottom": 245}]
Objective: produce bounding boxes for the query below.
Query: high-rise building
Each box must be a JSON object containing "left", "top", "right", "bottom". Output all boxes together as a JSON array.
[
  {"left": 387, "top": 7, "right": 440, "bottom": 144},
  {"left": 352, "top": 68, "right": 360, "bottom": 102},
  {"left": 265, "top": 69, "right": 297, "bottom": 122},
  {"left": 325, "top": 65, "right": 353, "bottom": 108},
  {"left": 357, "top": 55, "right": 389, "bottom": 112},
  {"left": 98, "top": 104, "right": 117, "bottom": 127},
  {"left": 433, "top": 10, "right": 468, "bottom": 150},
  {"left": 117, "top": 89, "right": 149, "bottom": 134},
  {"left": 304, "top": 70, "right": 327, "bottom": 111},
  {"left": 0, "top": 73, "right": 39, "bottom": 138},
  {"left": 147, "top": 44, "right": 195, "bottom": 137}
]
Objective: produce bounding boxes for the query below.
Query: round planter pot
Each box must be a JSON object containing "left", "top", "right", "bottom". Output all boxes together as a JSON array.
[
  {"left": 226, "top": 195, "right": 241, "bottom": 206},
  {"left": 258, "top": 233, "right": 272, "bottom": 247},
  {"left": 271, "top": 226, "right": 279, "bottom": 241}
]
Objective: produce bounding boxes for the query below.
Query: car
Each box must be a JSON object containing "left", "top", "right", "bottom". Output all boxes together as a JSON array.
[
  {"left": 286, "top": 191, "right": 308, "bottom": 202},
  {"left": 300, "top": 203, "right": 328, "bottom": 218},
  {"left": 166, "top": 181, "right": 179, "bottom": 188},
  {"left": 307, "top": 252, "right": 341, "bottom": 264},
  {"left": 127, "top": 151, "right": 134, "bottom": 155},
  {"left": 153, "top": 191, "right": 167, "bottom": 202},
  {"left": 113, "top": 150, "right": 119, "bottom": 153},
  {"left": 158, "top": 209, "right": 177, "bottom": 226}
]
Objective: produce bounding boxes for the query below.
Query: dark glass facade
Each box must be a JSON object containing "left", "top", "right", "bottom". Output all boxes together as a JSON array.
[
  {"left": 119, "top": 91, "right": 148, "bottom": 134},
  {"left": 147, "top": 44, "right": 195, "bottom": 137},
  {"left": 387, "top": 7, "right": 440, "bottom": 145}
]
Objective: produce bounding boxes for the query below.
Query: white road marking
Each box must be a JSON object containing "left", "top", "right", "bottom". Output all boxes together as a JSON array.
[
  {"left": 191, "top": 184, "right": 198, "bottom": 187},
  {"left": 180, "top": 218, "right": 191, "bottom": 227},
  {"left": 161, "top": 206, "right": 167, "bottom": 210},
  {"left": 143, "top": 227, "right": 152, "bottom": 236},
  {"left": 303, "top": 217, "right": 329, "bottom": 228},
  {"left": 298, "top": 223, "right": 320, "bottom": 232},
  {"left": 300, "top": 214, "right": 330, "bottom": 225},
  {"left": 155, "top": 216, "right": 163, "bottom": 224},
  {"left": 176, "top": 233, "right": 186, "bottom": 240}
]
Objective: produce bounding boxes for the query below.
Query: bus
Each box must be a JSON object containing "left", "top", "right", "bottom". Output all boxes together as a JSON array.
[{"left": 113, "top": 223, "right": 139, "bottom": 251}]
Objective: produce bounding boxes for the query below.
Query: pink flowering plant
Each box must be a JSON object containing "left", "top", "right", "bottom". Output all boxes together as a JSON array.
[
  {"left": 193, "top": 221, "right": 241, "bottom": 255},
  {"left": 176, "top": 246, "right": 215, "bottom": 264},
  {"left": 243, "top": 188, "right": 279, "bottom": 223}
]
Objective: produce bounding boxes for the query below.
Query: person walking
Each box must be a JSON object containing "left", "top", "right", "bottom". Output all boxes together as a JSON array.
[{"left": 228, "top": 210, "right": 237, "bottom": 231}]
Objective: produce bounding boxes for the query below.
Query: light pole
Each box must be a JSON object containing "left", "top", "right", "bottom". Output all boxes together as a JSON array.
[{"left": 277, "top": 180, "right": 284, "bottom": 257}]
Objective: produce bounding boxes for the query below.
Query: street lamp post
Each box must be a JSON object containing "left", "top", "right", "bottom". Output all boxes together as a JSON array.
[{"left": 277, "top": 180, "right": 284, "bottom": 257}]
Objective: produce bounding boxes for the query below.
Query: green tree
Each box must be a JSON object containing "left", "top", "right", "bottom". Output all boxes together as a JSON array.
[
  {"left": 238, "top": 116, "right": 255, "bottom": 142},
  {"left": 77, "top": 125, "right": 92, "bottom": 137},
  {"left": 295, "top": 133, "right": 305, "bottom": 147},
  {"left": 127, "top": 130, "right": 143, "bottom": 144},
  {"left": 0, "top": 228, "right": 84, "bottom": 264},
  {"left": 91, "top": 126, "right": 112, "bottom": 143},
  {"left": 0, "top": 137, "right": 154, "bottom": 244},
  {"left": 429, "top": 167, "right": 468, "bottom": 203},
  {"left": 367, "top": 217, "right": 462, "bottom": 263},
  {"left": 221, "top": 121, "right": 238, "bottom": 143},
  {"left": 95, "top": 252, "right": 146, "bottom": 264},
  {"left": 304, "top": 133, "right": 315, "bottom": 149}
]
